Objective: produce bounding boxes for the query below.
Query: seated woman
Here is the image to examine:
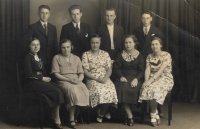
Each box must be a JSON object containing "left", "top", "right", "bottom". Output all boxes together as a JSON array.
[
  {"left": 113, "top": 35, "right": 145, "bottom": 126},
  {"left": 51, "top": 39, "right": 89, "bottom": 129},
  {"left": 82, "top": 34, "right": 118, "bottom": 123},
  {"left": 138, "top": 37, "right": 174, "bottom": 127},
  {"left": 24, "top": 38, "right": 65, "bottom": 129}
]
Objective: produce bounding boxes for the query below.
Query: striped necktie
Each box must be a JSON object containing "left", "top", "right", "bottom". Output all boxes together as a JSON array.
[
  {"left": 44, "top": 23, "right": 48, "bottom": 35},
  {"left": 76, "top": 23, "right": 80, "bottom": 35}
]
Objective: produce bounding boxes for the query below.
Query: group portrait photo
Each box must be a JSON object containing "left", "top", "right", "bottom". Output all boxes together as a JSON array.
[{"left": 0, "top": 0, "right": 200, "bottom": 129}]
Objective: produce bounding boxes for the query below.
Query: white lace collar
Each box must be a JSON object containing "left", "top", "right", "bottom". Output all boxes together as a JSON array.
[{"left": 122, "top": 50, "right": 139, "bottom": 62}]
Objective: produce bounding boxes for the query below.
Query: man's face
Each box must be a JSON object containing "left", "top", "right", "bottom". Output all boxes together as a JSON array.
[
  {"left": 141, "top": 14, "right": 152, "bottom": 27},
  {"left": 70, "top": 9, "right": 82, "bottom": 23},
  {"left": 38, "top": 8, "right": 50, "bottom": 22},
  {"left": 105, "top": 10, "right": 116, "bottom": 25}
]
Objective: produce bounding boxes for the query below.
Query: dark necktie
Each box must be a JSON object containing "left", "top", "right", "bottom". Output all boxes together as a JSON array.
[
  {"left": 76, "top": 24, "right": 80, "bottom": 35},
  {"left": 44, "top": 24, "right": 48, "bottom": 35},
  {"left": 144, "top": 27, "right": 148, "bottom": 36}
]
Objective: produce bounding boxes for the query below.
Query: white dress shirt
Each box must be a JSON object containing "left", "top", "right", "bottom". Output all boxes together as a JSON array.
[{"left": 107, "top": 24, "right": 115, "bottom": 49}]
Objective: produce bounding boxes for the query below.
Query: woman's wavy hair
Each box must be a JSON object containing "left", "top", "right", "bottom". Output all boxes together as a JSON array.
[
  {"left": 124, "top": 34, "right": 138, "bottom": 49},
  {"left": 59, "top": 39, "right": 74, "bottom": 52}
]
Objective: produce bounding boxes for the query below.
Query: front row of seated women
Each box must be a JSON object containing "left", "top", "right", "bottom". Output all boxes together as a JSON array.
[{"left": 23, "top": 34, "right": 173, "bottom": 129}]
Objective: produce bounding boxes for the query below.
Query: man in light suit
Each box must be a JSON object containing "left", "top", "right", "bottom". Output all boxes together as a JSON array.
[
  {"left": 97, "top": 7, "right": 124, "bottom": 61},
  {"left": 60, "top": 5, "right": 92, "bottom": 58},
  {"left": 133, "top": 11, "right": 165, "bottom": 117},
  {"left": 21, "top": 5, "right": 58, "bottom": 75},
  {"left": 133, "top": 11, "right": 165, "bottom": 59}
]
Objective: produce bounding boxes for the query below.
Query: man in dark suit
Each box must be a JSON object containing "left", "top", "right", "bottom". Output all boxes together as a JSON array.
[
  {"left": 97, "top": 7, "right": 124, "bottom": 61},
  {"left": 60, "top": 5, "right": 92, "bottom": 58},
  {"left": 133, "top": 11, "right": 165, "bottom": 59},
  {"left": 133, "top": 11, "right": 165, "bottom": 117},
  {"left": 21, "top": 5, "right": 58, "bottom": 75}
]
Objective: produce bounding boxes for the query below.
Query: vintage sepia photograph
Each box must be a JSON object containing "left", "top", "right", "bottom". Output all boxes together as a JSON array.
[{"left": 0, "top": 0, "right": 200, "bottom": 129}]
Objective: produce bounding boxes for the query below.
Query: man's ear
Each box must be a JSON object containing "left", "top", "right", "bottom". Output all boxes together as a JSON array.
[{"left": 114, "top": 14, "right": 116, "bottom": 20}]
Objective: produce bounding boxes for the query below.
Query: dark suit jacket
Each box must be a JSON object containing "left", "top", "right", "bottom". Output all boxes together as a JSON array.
[
  {"left": 97, "top": 24, "right": 124, "bottom": 60},
  {"left": 60, "top": 22, "right": 92, "bottom": 58},
  {"left": 133, "top": 25, "right": 164, "bottom": 58},
  {"left": 21, "top": 21, "right": 58, "bottom": 74}
]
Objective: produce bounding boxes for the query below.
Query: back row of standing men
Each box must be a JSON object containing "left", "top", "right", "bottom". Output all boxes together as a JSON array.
[{"left": 21, "top": 4, "right": 164, "bottom": 76}]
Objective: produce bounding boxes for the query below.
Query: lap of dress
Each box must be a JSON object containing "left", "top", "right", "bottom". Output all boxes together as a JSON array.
[
  {"left": 86, "top": 79, "right": 118, "bottom": 108},
  {"left": 57, "top": 81, "right": 89, "bottom": 110},
  {"left": 25, "top": 80, "right": 65, "bottom": 107},
  {"left": 138, "top": 75, "right": 174, "bottom": 105},
  {"left": 115, "top": 76, "right": 142, "bottom": 104}
]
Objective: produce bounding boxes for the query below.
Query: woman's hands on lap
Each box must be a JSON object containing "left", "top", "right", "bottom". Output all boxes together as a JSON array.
[
  {"left": 142, "top": 79, "right": 153, "bottom": 88},
  {"left": 96, "top": 77, "right": 107, "bottom": 84},
  {"left": 120, "top": 76, "right": 128, "bottom": 83},
  {"left": 131, "top": 78, "right": 138, "bottom": 87},
  {"left": 70, "top": 78, "right": 81, "bottom": 84},
  {"left": 42, "top": 77, "right": 51, "bottom": 82}
]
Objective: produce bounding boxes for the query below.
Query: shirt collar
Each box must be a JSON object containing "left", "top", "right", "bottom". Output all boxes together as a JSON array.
[
  {"left": 107, "top": 24, "right": 114, "bottom": 29},
  {"left": 143, "top": 25, "right": 151, "bottom": 31},
  {"left": 40, "top": 20, "right": 48, "bottom": 27},
  {"left": 72, "top": 22, "right": 80, "bottom": 28}
]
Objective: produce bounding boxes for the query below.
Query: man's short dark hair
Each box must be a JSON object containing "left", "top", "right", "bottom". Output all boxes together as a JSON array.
[
  {"left": 38, "top": 5, "right": 50, "bottom": 12},
  {"left": 141, "top": 11, "right": 152, "bottom": 17},
  {"left": 68, "top": 5, "right": 82, "bottom": 14},
  {"left": 105, "top": 7, "right": 116, "bottom": 14}
]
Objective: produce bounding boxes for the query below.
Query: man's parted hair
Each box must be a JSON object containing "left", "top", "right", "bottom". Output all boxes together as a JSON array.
[
  {"left": 38, "top": 5, "right": 50, "bottom": 12},
  {"left": 105, "top": 7, "right": 116, "bottom": 14},
  {"left": 68, "top": 5, "right": 82, "bottom": 14},
  {"left": 141, "top": 10, "right": 152, "bottom": 17}
]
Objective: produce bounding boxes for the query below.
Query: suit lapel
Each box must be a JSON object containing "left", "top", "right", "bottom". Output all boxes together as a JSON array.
[
  {"left": 47, "top": 23, "right": 53, "bottom": 41},
  {"left": 102, "top": 24, "right": 110, "bottom": 40},
  {"left": 113, "top": 24, "right": 119, "bottom": 48},
  {"left": 80, "top": 22, "right": 84, "bottom": 39},
  {"left": 37, "top": 21, "right": 47, "bottom": 37}
]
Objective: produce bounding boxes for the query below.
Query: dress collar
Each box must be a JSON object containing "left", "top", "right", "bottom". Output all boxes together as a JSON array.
[{"left": 121, "top": 50, "right": 139, "bottom": 62}]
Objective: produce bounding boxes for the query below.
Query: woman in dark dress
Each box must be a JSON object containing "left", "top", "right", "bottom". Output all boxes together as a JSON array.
[
  {"left": 24, "top": 38, "right": 65, "bottom": 129},
  {"left": 113, "top": 35, "right": 145, "bottom": 126}
]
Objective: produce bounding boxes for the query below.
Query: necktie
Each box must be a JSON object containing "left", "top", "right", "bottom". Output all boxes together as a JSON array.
[
  {"left": 144, "top": 27, "right": 148, "bottom": 36},
  {"left": 44, "top": 24, "right": 48, "bottom": 35},
  {"left": 76, "top": 23, "right": 80, "bottom": 35}
]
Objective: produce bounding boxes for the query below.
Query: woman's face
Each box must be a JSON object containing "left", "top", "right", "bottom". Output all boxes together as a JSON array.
[
  {"left": 124, "top": 37, "right": 136, "bottom": 51},
  {"left": 61, "top": 42, "right": 72, "bottom": 56},
  {"left": 90, "top": 37, "right": 101, "bottom": 51},
  {"left": 151, "top": 39, "right": 162, "bottom": 52},
  {"left": 29, "top": 39, "right": 40, "bottom": 54}
]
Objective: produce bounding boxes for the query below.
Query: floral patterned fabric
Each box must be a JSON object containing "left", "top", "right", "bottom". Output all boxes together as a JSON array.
[
  {"left": 138, "top": 51, "right": 174, "bottom": 105},
  {"left": 82, "top": 50, "right": 118, "bottom": 108}
]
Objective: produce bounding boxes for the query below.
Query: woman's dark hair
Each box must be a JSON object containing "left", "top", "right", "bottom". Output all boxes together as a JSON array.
[
  {"left": 90, "top": 34, "right": 101, "bottom": 42},
  {"left": 59, "top": 39, "right": 74, "bottom": 52},
  {"left": 151, "top": 37, "right": 163, "bottom": 46},
  {"left": 29, "top": 37, "right": 39, "bottom": 44},
  {"left": 124, "top": 34, "right": 138, "bottom": 49}
]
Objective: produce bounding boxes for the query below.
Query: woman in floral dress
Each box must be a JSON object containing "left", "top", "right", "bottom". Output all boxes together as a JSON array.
[
  {"left": 82, "top": 34, "right": 118, "bottom": 123},
  {"left": 138, "top": 37, "right": 174, "bottom": 127}
]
